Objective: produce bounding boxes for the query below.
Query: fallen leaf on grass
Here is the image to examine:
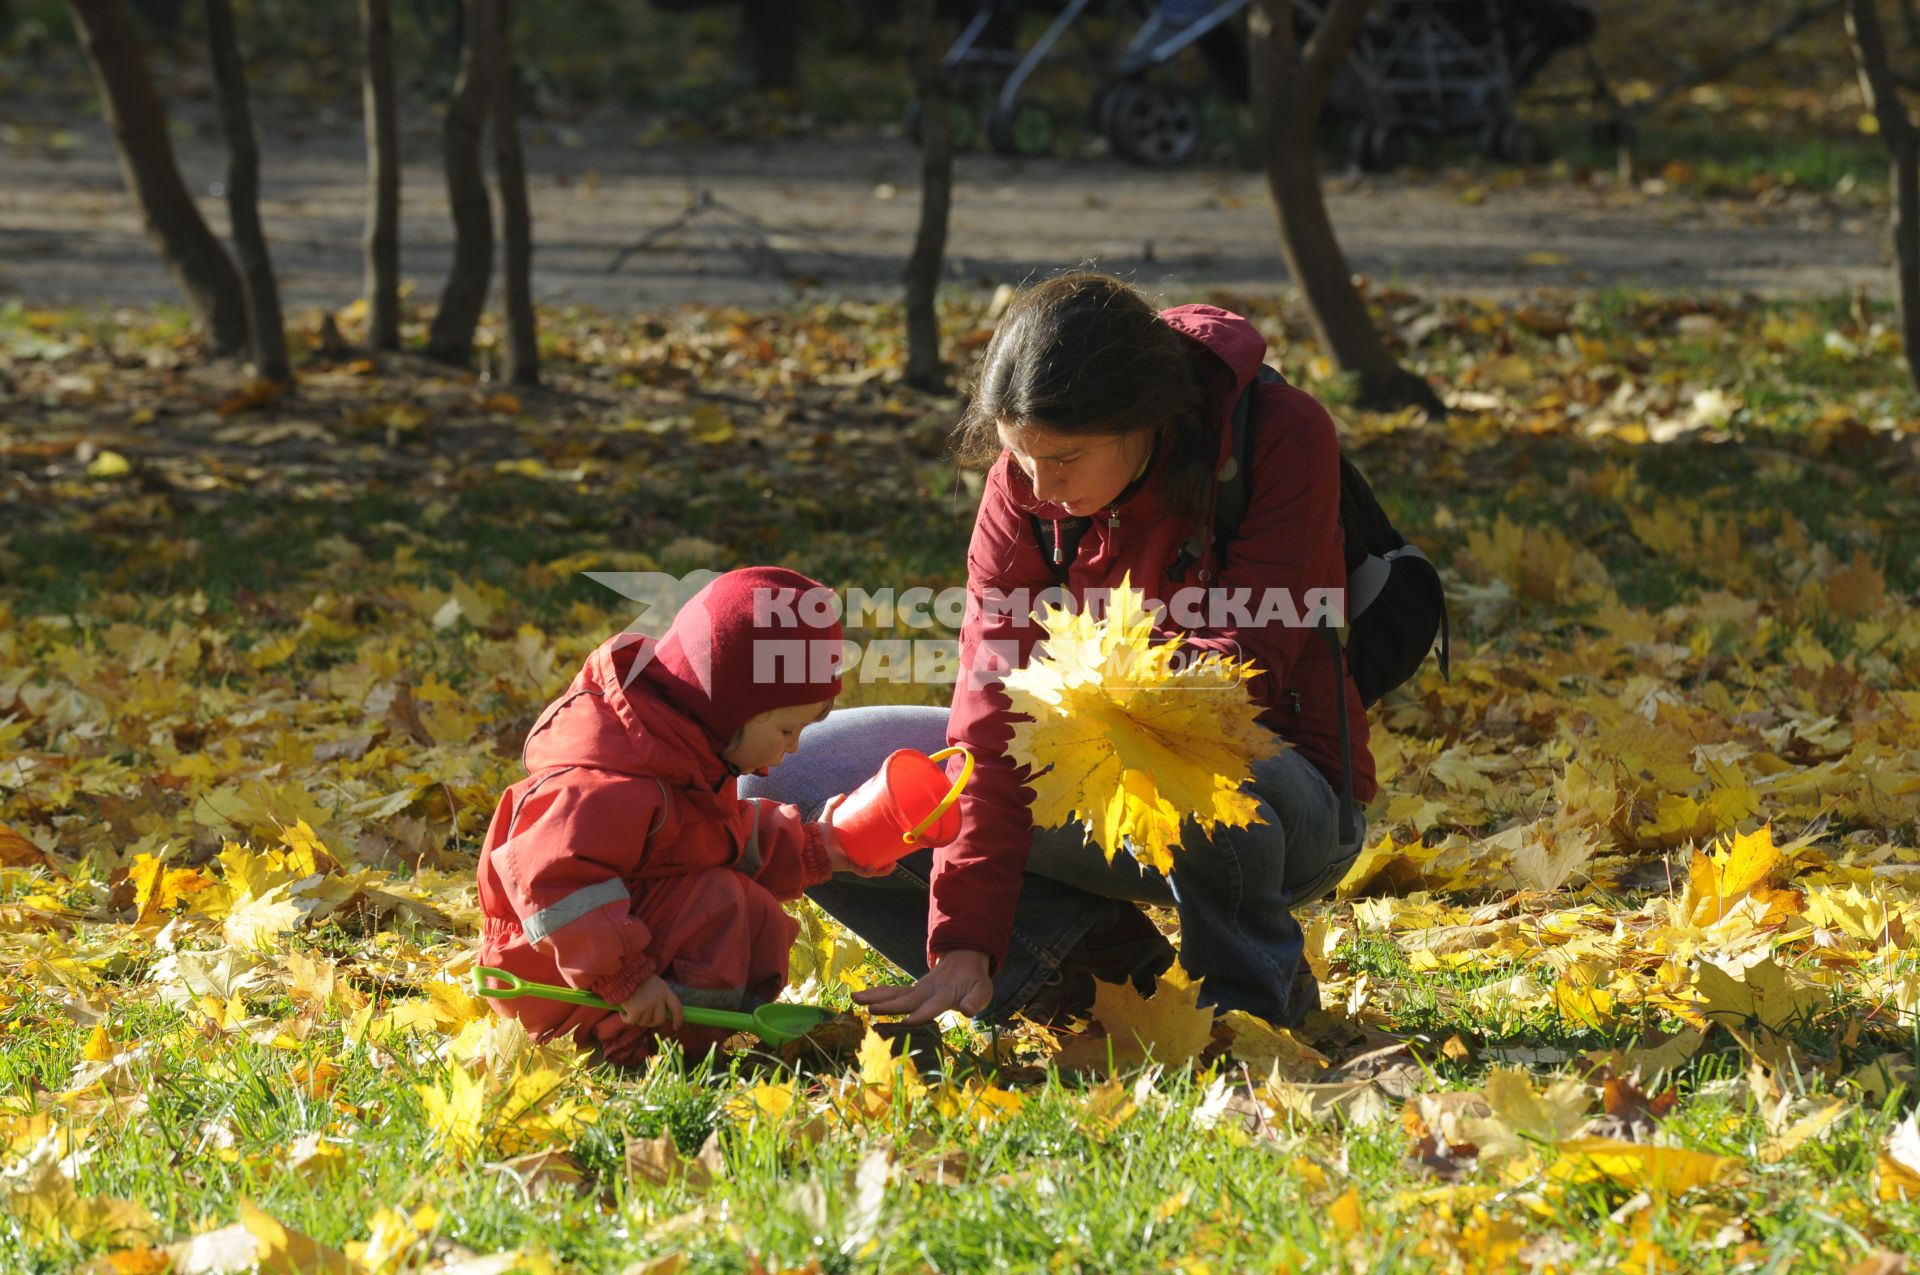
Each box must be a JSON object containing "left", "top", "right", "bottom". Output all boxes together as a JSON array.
[
  {"left": 1549, "top": 1137, "right": 1740, "bottom": 1194},
  {"left": 1878, "top": 1110, "right": 1920, "bottom": 1202},
  {"left": 1691, "top": 956, "right": 1827, "bottom": 1034},
  {"left": 1221, "top": 1010, "right": 1330, "bottom": 1080},
  {"left": 1758, "top": 1099, "right": 1851, "bottom": 1164},
  {"left": 1461, "top": 1069, "right": 1591, "bottom": 1164},
  {"left": 1052, "top": 963, "right": 1214, "bottom": 1071},
  {"left": 238, "top": 1197, "right": 358, "bottom": 1273},
  {"left": 626, "top": 1132, "right": 726, "bottom": 1192}
]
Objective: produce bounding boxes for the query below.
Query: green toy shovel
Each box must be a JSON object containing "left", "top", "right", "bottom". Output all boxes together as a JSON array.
[{"left": 470, "top": 965, "right": 837, "bottom": 1047}]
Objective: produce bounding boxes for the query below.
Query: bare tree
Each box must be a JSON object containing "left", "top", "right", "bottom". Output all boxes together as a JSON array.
[
  {"left": 1248, "top": 0, "right": 1442, "bottom": 414},
  {"left": 360, "top": 0, "right": 402, "bottom": 351},
  {"left": 68, "top": 0, "right": 247, "bottom": 354},
  {"left": 902, "top": 0, "right": 952, "bottom": 392},
  {"left": 203, "top": 0, "right": 289, "bottom": 381},
  {"left": 1847, "top": 0, "right": 1920, "bottom": 391},
  {"left": 490, "top": 0, "right": 537, "bottom": 386},
  {"left": 427, "top": 0, "right": 496, "bottom": 366},
  {"left": 744, "top": 0, "right": 802, "bottom": 91}
]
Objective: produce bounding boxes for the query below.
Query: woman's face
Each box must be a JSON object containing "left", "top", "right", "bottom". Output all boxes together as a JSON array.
[{"left": 997, "top": 420, "right": 1158, "bottom": 516}]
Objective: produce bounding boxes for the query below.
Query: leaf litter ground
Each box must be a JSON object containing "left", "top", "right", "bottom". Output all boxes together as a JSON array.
[{"left": 1, "top": 287, "right": 1919, "bottom": 1272}]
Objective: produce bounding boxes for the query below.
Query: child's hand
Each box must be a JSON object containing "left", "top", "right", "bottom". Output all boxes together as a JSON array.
[
  {"left": 617, "top": 975, "right": 683, "bottom": 1031},
  {"left": 818, "top": 794, "right": 893, "bottom": 878}
]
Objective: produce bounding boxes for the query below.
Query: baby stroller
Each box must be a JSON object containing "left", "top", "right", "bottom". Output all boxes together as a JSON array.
[
  {"left": 930, "top": 0, "right": 1594, "bottom": 168},
  {"left": 1098, "top": 0, "right": 1254, "bottom": 164},
  {"left": 932, "top": 0, "right": 1133, "bottom": 156},
  {"left": 926, "top": 0, "right": 1247, "bottom": 161},
  {"left": 1341, "top": 0, "right": 1598, "bottom": 171},
  {"left": 1102, "top": 0, "right": 1594, "bottom": 167}
]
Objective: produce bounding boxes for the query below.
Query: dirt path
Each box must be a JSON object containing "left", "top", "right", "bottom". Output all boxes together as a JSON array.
[{"left": 0, "top": 106, "right": 1890, "bottom": 315}]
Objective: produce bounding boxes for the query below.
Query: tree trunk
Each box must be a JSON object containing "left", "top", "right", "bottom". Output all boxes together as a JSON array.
[
  {"left": 204, "top": 0, "right": 289, "bottom": 381},
  {"left": 360, "top": 0, "right": 402, "bottom": 351},
  {"left": 1248, "top": 0, "right": 1443, "bottom": 415},
  {"left": 902, "top": 0, "right": 951, "bottom": 392},
  {"left": 490, "top": 0, "right": 538, "bottom": 386},
  {"left": 744, "top": 0, "right": 801, "bottom": 91},
  {"left": 1895, "top": 0, "right": 1919, "bottom": 47},
  {"left": 68, "top": 0, "right": 247, "bottom": 354},
  {"left": 1848, "top": 0, "right": 1920, "bottom": 392},
  {"left": 427, "top": 0, "right": 496, "bottom": 366}
]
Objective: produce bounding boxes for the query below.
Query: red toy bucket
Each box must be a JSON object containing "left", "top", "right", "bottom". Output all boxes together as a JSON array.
[{"left": 834, "top": 746, "right": 974, "bottom": 870}]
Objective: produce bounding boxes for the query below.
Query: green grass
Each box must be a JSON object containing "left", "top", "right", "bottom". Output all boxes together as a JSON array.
[
  {"left": 1548, "top": 119, "right": 1889, "bottom": 195},
  {"left": 4, "top": 288, "right": 1920, "bottom": 1270},
  {"left": 1, "top": 991, "right": 1913, "bottom": 1272}
]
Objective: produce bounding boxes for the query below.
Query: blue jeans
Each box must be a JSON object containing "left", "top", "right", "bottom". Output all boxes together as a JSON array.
[{"left": 740, "top": 704, "right": 1363, "bottom": 1025}]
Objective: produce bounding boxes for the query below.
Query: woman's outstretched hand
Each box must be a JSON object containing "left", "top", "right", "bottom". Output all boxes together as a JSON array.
[{"left": 853, "top": 948, "right": 993, "bottom": 1026}]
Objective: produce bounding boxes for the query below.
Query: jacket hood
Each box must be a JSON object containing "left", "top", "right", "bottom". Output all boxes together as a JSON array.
[
  {"left": 1001, "top": 304, "right": 1270, "bottom": 517},
  {"left": 522, "top": 635, "right": 729, "bottom": 789}
]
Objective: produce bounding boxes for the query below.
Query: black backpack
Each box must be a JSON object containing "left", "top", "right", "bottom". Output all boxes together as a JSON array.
[{"left": 1028, "top": 365, "right": 1450, "bottom": 846}]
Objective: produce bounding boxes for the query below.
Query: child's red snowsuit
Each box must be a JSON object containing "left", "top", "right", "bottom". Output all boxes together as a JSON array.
[{"left": 477, "top": 635, "right": 833, "bottom": 1064}]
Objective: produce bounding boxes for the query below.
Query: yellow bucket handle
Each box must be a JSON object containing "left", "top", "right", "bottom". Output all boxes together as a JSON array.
[{"left": 902, "top": 747, "right": 974, "bottom": 846}]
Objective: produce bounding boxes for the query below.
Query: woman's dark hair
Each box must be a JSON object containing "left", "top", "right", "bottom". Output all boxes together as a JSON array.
[{"left": 954, "top": 272, "right": 1213, "bottom": 520}]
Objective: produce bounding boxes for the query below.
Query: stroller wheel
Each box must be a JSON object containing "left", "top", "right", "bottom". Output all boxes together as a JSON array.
[
  {"left": 1485, "top": 119, "right": 1548, "bottom": 166},
  {"left": 1349, "top": 123, "right": 1405, "bottom": 174},
  {"left": 988, "top": 99, "right": 1056, "bottom": 158},
  {"left": 1104, "top": 81, "right": 1202, "bottom": 167}
]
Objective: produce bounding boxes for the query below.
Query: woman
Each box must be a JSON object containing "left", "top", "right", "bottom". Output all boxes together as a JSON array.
[{"left": 741, "top": 272, "right": 1374, "bottom": 1029}]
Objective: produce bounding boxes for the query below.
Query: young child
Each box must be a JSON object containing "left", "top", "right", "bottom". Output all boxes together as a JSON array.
[{"left": 477, "top": 566, "right": 872, "bottom": 1063}]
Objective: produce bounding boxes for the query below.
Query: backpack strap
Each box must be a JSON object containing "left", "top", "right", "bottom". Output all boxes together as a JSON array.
[
  {"left": 1169, "top": 364, "right": 1284, "bottom": 582},
  {"left": 1200, "top": 365, "right": 1361, "bottom": 851},
  {"left": 1319, "top": 624, "right": 1358, "bottom": 850}
]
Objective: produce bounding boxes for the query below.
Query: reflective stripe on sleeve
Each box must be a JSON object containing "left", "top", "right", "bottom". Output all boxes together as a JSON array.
[{"left": 521, "top": 878, "right": 630, "bottom": 944}]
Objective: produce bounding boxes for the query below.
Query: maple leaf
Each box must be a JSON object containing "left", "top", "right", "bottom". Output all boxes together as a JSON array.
[
  {"left": 1549, "top": 1136, "right": 1741, "bottom": 1195},
  {"left": 1054, "top": 963, "right": 1214, "bottom": 1071},
  {"left": 149, "top": 949, "right": 268, "bottom": 1009},
  {"left": 237, "top": 1197, "right": 360, "bottom": 1274},
  {"left": 492, "top": 1064, "right": 595, "bottom": 1157},
  {"left": 846, "top": 1023, "right": 928, "bottom": 1122},
  {"left": 1220, "top": 1010, "right": 1330, "bottom": 1081},
  {"left": 347, "top": 1204, "right": 440, "bottom": 1275},
  {"left": 0, "top": 1133, "right": 156, "bottom": 1246},
  {"left": 1690, "top": 956, "right": 1828, "bottom": 1035},
  {"left": 222, "top": 882, "right": 306, "bottom": 950},
  {"left": 125, "top": 853, "right": 212, "bottom": 926},
  {"left": 1879, "top": 1110, "right": 1920, "bottom": 1202},
  {"left": 417, "top": 1063, "right": 486, "bottom": 1159},
  {"left": 932, "top": 1082, "right": 1025, "bottom": 1127},
  {"left": 725, "top": 1081, "right": 799, "bottom": 1124},
  {"left": 0, "top": 824, "right": 55, "bottom": 871},
  {"left": 1004, "top": 575, "right": 1283, "bottom": 874},
  {"left": 1460, "top": 1069, "right": 1592, "bottom": 1165},
  {"left": 626, "top": 1131, "right": 726, "bottom": 1192},
  {"left": 1680, "top": 825, "right": 1802, "bottom": 927}
]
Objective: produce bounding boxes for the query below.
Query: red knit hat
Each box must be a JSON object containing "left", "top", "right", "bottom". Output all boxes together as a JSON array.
[{"left": 633, "top": 566, "right": 844, "bottom": 745}]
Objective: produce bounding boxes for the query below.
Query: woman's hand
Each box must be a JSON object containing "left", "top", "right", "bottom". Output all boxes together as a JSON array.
[
  {"left": 853, "top": 949, "right": 993, "bottom": 1025},
  {"left": 817, "top": 794, "right": 894, "bottom": 878},
  {"left": 617, "top": 975, "right": 683, "bottom": 1031}
]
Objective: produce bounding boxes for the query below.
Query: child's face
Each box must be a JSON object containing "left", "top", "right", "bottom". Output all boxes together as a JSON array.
[{"left": 724, "top": 699, "right": 834, "bottom": 773}]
